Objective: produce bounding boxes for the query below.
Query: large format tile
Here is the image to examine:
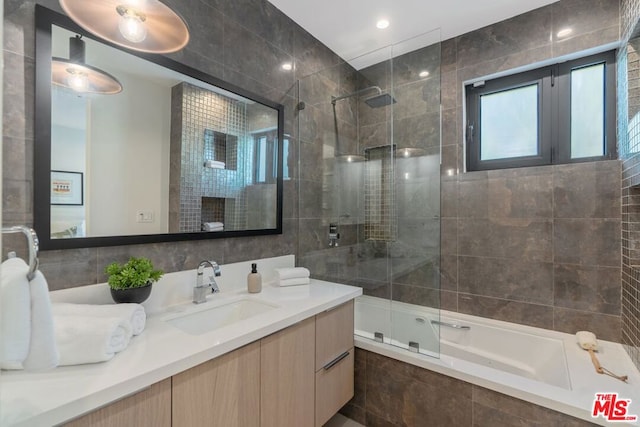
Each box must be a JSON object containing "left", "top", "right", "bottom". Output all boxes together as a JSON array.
[
  {"left": 456, "top": 6, "right": 551, "bottom": 69},
  {"left": 487, "top": 168, "right": 553, "bottom": 219},
  {"left": 554, "top": 264, "right": 621, "bottom": 315},
  {"left": 472, "top": 387, "right": 595, "bottom": 427},
  {"left": 553, "top": 307, "right": 621, "bottom": 342},
  {"left": 553, "top": 219, "right": 621, "bottom": 266},
  {"left": 554, "top": 161, "right": 621, "bottom": 219},
  {"left": 223, "top": 19, "right": 294, "bottom": 94},
  {"left": 458, "top": 218, "right": 553, "bottom": 262},
  {"left": 458, "top": 293, "right": 553, "bottom": 329},
  {"left": 458, "top": 256, "right": 553, "bottom": 305}
]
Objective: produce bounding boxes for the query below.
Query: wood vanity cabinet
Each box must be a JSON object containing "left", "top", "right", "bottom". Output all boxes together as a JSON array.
[
  {"left": 314, "top": 300, "right": 355, "bottom": 427},
  {"left": 63, "top": 299, "right": 355, "bottom": 427},
  {"left": 63, "top": 379, "right": 171, "bottom": 427},
  {"left": 260, "top": 317, "right": 316, "bottom": 427},
  {"left": 172, "top": 341, "right": 261, "bottom": 427}
]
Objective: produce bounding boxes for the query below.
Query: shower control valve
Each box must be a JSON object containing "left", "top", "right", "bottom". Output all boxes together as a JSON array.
[{"left": 329, "top": 223, "right": 340, "bottom": 247}]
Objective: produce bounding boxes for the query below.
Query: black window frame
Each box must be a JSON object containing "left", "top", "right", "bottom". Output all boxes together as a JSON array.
[{"left": 465, "top": 50, "right": 616, "bottom": 172}]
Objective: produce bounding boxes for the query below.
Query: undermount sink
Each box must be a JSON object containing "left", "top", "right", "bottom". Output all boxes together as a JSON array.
[{"left": 165, "top": 298, "right": 279, "bottom": 335}]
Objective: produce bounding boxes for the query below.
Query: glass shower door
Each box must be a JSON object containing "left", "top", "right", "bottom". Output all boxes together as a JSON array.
[{"left": 295, "top": 29, "right": 442, "bottom": 358}]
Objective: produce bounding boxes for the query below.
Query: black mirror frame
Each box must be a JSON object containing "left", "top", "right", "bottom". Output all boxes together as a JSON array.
[{"left": 34, "top": 5, "right": 284, "bottom": 250}]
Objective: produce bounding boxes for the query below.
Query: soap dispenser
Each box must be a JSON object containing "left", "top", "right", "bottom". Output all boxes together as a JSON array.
[{"left": 247, "top": 263, "right": 262, "bottom": 293}]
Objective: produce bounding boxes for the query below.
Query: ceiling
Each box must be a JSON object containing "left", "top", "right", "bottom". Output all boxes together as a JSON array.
[{"left": 268, "top": 0, "right": 560, "bottom": 69}]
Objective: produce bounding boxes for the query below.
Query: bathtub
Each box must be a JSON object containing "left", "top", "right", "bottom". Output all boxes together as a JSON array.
[{"left": 355, "top": 295, "right": 640, "bottom": 426}]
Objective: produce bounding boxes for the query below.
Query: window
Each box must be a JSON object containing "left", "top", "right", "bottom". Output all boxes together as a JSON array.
[
  {"left": 253, "top": 130, "right": 289, "bottom": 183},
  {"left": 465, "top": 51, "right": 616, "bottom": 171}
]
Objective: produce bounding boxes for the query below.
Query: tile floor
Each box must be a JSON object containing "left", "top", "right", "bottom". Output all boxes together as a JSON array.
[{"left": 324, "top": 413, "right": 365, "bottom": 427}]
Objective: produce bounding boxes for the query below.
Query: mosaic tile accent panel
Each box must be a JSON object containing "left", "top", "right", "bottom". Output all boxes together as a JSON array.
[
  {"left": 622, "top": 0, "right": 640, "bottom": 43},
  {"left": 170, "top": 82, "right": 251, "bottom": 232},
  {"left": 621, "top": 3, "right": 640, "bottom": 372},
  {"left": 364, "top": 146, "right": 397, "bottom": 241}
]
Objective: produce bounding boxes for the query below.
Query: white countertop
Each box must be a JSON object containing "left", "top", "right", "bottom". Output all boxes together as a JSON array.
[{"left": 0, "top": 256, "right": 362, "bottom": 427}]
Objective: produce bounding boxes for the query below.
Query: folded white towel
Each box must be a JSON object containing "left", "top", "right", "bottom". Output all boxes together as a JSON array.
[
  {"left": 202, "top": 222, "right": 224, "bottom": 232},
  {"left": 275, "top": 267, "right": 310, "bottom": 281},
  {"left": 52, "top": 303, "right": 146, "bottom": 336},
  {"left": 54, "top": 315, "right": 132, "bottom": 366},
  {"left": 23, "top": 270, "right": 59, "bottom": 370},
  {"left": 0, "top": 258, "right": 31, "bottom": 370},
  {"left": 278, "top": 277, "right": 310, "bottom": 287},
  {"left": 204, "top": 160, "right": 226, "bottom": 169}
]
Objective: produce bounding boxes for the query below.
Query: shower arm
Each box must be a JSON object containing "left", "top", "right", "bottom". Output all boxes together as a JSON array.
[{"left": 331, "top": 86, "right": 382, "bottom": 105}]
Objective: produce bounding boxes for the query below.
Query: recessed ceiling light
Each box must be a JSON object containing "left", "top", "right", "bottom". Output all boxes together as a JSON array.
[
  {"left": 281, "top": 62, "right": 293, "bottom": 71},
  {"left": 419, "top": 70, "right": 430, "bottom": 78},
  {"left": 376, "top": 19, "right": 389, "bottom": 30},
  {"left": 556, "top": 28, "right": 573, "bottom": 38}
]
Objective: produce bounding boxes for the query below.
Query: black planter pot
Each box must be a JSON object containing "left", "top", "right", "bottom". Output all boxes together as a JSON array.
[{"left": 110, "top": 283, "right": 152, "bottom": 304}]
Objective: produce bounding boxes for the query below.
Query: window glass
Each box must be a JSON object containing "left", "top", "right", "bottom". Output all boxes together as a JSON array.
[
  {"left": 480, "top": 84, "right": 538, "bottom": 161},
  {"left": 257, "top": 136, "right": 267, "bottom": 182},
  {"left": 571, "top": 63, "right": 605, "bottom": 159}
]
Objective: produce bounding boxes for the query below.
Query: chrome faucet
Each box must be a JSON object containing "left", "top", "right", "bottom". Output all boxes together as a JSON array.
[{"left": 193, "top": 260, "right": 221, "bottom": 304}]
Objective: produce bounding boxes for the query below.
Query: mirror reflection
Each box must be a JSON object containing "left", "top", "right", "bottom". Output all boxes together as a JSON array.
[{"left": 41, "top": 20, "right": 283, "bottom": 247}]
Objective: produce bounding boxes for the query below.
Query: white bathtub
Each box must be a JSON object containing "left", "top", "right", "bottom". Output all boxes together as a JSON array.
[{"left": 355, "top": 295, "right": 640, "bottom": 426}]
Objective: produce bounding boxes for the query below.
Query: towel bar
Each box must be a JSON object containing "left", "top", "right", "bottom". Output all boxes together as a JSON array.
[{"left": 2, "top": 226, "right": 39, "bottom": 280}]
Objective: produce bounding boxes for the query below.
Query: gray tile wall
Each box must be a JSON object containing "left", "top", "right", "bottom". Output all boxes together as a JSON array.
[
  {"left": 2, "top": 0, "right": 342, "bottom": 289},
  {"left": 620, "top": 0, "right": 640, "bottom": 373},
  {"left": 441, "top": 0, "right": 623, "bottom": 341},
  {"left": 341, "top": 348, "right": 596, "bottom": 427}
]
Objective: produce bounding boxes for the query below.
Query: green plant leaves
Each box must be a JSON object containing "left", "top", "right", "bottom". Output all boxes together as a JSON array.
[{"left": 105, "top": 257, "right": 164, "bottom": 290}]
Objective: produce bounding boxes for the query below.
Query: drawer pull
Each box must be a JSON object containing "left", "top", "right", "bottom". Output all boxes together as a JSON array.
[{"left": 323, "top": 350, "right": 350, "bottom": 371}]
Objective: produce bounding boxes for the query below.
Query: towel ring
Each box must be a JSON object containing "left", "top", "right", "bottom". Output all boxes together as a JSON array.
[{"left": 1, "top": 226, "right": 40, "bottom": 280}]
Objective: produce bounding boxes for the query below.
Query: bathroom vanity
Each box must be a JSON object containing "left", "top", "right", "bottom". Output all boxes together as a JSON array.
[{"left": 1, "top": 256, "right": 361, "bottom": 427}]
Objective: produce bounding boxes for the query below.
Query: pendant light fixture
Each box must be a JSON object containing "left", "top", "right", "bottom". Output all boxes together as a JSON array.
[
  {"left": 59, "top": 0, "right": 189, "bottom": 54},
  {"left": 52, "top": 35, "right": 123, "bottom": 94}
]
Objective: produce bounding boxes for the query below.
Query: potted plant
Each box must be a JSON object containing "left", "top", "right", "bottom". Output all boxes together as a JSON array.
[{"left": 105, "top": 257, "right": 163, "bottom": 304}]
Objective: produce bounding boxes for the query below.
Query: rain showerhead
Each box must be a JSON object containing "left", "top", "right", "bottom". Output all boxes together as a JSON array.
[
  {"left": 364, "top": 93, "right": 396, "bottom": 108},
  {"left": 331, "top": 85, "right": 396, "bottom": 108}
]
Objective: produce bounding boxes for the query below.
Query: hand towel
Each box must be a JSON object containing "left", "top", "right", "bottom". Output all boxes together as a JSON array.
[
  {"left": 54, "top": 315, "right": 132, "bottom": 366},
  {"left": 275, "top": 267, "right": 310, "bottom": 281},
  {"left": 278, "top": 277, "right": 310, "bottom": 287},
  {"left": 52, "top": 302, "right": 146, "bottom": 336},
  {"left": 23, "top": 270, "right": 59, "bottom": 370},
  {"left": 0, "top": 258, "right": 31, "bottom": 369}
]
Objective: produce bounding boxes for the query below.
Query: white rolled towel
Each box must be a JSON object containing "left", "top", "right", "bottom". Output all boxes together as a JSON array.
[
  {"left": 279, "top": 277, "right": 310, "bottom": 287},
  {"left": 23, "top": 270, "right": 59, "bottom": 370},
  {"left": 54, "top": 315, "right": 132, "bottom": 366},
  {"left": 52, "top": 303, "right": 146, "bottom": 336},
  {"left": 0, "top": 258, "right": 31, "bottom": 370},
  {"left": 275, "top": 267, "right": 310, "bottom": 281}
]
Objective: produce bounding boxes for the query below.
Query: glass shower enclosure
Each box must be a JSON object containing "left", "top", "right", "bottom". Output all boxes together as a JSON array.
[{"left": 296, "top": 30, "right": 442, "bottom": 358}]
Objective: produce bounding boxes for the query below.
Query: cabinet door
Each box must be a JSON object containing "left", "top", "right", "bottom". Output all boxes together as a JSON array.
[
  {"left": 64, "top": 379, "right": 171, "bottom": 427},
  {"left": 172, "top": 341, "right": 260, "bottom": 427},
  {"left": 261, "top": 317, "right": 315, "bottom": 427},
  {"left": 315, "top": 300, "right": 354, "bottom": 371}
]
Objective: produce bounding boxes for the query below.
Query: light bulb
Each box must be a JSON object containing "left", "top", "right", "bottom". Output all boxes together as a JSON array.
[
  {"left": 66, "top": 67, "right": 89, "bottom": 92},
  {"left": 117, "top": 6, "right": 147, "bottom": 43}
]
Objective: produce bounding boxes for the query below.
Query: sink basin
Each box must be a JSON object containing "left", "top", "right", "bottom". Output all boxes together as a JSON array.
[{"left": 165, "top": 298, "right": 278, "bottom": 335}]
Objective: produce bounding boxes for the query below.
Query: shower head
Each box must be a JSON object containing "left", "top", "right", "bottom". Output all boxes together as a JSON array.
[
  {"left": 364, "top": 93, "right": 396, "bottom": 108},
  {"left": 331, "top": 85, "right": 396, "bottom": 108}
]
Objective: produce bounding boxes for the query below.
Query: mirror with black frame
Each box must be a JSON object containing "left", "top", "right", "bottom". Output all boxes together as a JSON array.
[{"left": 34, "top": 6, "right": 284, "bottom": 250}]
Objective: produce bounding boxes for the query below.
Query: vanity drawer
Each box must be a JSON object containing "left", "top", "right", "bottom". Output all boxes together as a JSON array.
[
  {"left": 315, "top": 348, "right": 354, "bottom": 427},
  {"left": 315, "top": 300, "right": 354, "bottom": 371}
]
